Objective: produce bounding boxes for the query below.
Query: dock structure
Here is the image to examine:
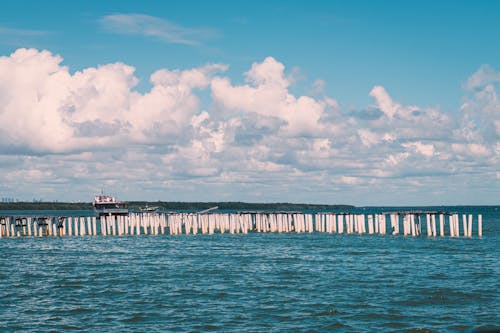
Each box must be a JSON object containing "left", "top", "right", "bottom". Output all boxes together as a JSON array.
[{"left": 0, "top": 211, "right": 483, "bottom": 238}]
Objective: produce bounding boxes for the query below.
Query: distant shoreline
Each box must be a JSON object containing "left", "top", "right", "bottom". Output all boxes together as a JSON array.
[{"left": 0, "top": 202, "right": 355, "bottom": 211}]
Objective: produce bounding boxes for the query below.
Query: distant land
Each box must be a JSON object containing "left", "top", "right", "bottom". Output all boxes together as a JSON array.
[{"left": 0, "top": 201, "right": 355, "bottom": 211}]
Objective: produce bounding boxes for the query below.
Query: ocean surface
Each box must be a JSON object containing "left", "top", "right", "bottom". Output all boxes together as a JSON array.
[{"left": 0, "top": 206, "right": 498, "bottom": 332}]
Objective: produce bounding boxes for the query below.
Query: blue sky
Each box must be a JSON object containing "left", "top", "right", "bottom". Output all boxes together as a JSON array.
[
  {"left": 0, "top": 1, "right": 499, "bottom": 205},
  {"left": 3, "top": 1, "right": 499, "bottom": 110}
]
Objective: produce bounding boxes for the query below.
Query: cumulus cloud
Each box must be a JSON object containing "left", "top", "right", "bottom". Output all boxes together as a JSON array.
[
  {"left": 0, "top": 48, "right": 74, "bottom": 152},
  {"left": 370, "top": 86, "right": 399, "bottom": 120},
  {"left": 401, "top": 142, "right": 435, "bottom": 157},
  {"left": 466, "top": 64, "right": 500, "bottom": 90},
  {"left": 0, "top": 48, "right": 226, "bottom": 153},
  {"left": 460, "top": 71, "right": 500, "bottom": 142},
  {"left": 100, "top": 14, "right": 218, "bottom": 45},
  {"left": 0, "top": 48, "right": 498, "bottom": 204},
  {"left": 211, "top": 56, "right": 328, "bottom": 136}
]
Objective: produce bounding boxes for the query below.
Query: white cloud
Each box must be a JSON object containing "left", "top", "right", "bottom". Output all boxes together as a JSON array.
[
  {"left": 402, "top": 142, "right": 435, "bottom": 157},
  {"left": 460, "top": 80, "right": 500, "bottom": 142},
  {"left": 0, "top": 48, "right": 74, "bottom": 152},
  {"left": 0, "top": 48, "right": 498, "bottom": 204},
  {"left": 451, "top": 143, "right": 490, "bottom": 157},
  {"left": 338, "top": 176, "right": 363, "bottom": 185},
  {"left": 370, "top": 85, "right": 399, "bottom": 119},
  {"left": 0, "top": 48, "right": 227, "bottom": 153},
  {"left": 100, "top": 14, "right": 217, "bottom": 45},
  {"left": 358, "top": 129, "right": 380, "bottom": 147},
  {"left": 466, "top": 64, "right": 500, "bottom": 90},
  {"left": 310, "top": 79, "right": 326, "bottom": 96},
  {"left": 211, "top": 56, "right": 328, "bottom": 136}
]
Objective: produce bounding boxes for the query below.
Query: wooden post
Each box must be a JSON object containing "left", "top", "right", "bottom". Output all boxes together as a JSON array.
[
  {"left": 33, "top": 219, "right": 38, "bottom": 237},
  {"left": 366, "top": 215, "right": 373, "bottom": 234},
  {"left": 73, "top": 217, "right": 79, "bottom": 236},
  {"left": 27, "top": 218, "right": 32, "bottom": 236},
  {"left": 107, "top": 215, "right": 112, "bottom": 236},
  {"left": 46, "top": 218, "right": 52, "bottom": 236},
  {"left": 478, "top": 214, "right": 482, "bottom": 237},
  {"left": 7, "top": 218, "right": 13, "bottom": 237},
  {"left": 52, "top": 219, "right": 57, "bottom": 236},
  {"left": 101, "top": 216, "right": 107, "bottom": 236},
  {"left": 80, "top": 217, "right": 86, "bottom": 236},
  {"left": 426, "top": 214, "right": 431, "bottom": 236},
  {"left": 337, "top": 214, "right": 343, "bottom": 233},
  {"left": 467, "top": 214, "right": 472, "bottom": 237},
  {"left": 431, "top": 214, "right": 437, "bottom": 236},
  {"left": 136, "top": 214, "right": 141, "bottom": 235},
  {"left": 449, "top": 215, "right": 455, "bottom": 237},
  {"left": 410, "top": 214, "right": 416, "bottom": 236},
  {"left": 403, "top": 215, "right": 409, "bottom": 236},
  {"left": 67, "top": 217, "right": 72, "bottom": 236},
  {"left": 462, "top": 214, "right": 467, "bottom": 238},
  {"left": 439, "top": 214, "right": 444, "bottom": 237}
]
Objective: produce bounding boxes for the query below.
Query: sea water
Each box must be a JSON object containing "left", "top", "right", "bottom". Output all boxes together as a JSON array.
[{"left": 0, "top": 206, "right": 498, "bottom": 332}]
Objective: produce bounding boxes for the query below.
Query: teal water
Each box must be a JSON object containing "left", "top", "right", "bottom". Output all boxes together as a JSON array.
[{"left": 0, "top": 206, "right": 498, "bottom": 332}]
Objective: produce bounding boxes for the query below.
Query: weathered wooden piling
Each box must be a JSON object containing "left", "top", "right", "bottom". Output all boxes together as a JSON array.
[
  {"left": 0, "top": 210, "right": 486, "bottom": 239},
  {"left": 431, "top": 214, "right": 437, "bottom": 236},
  {"left": 478, "top": 214, "right": 482, "bottom": 237},
  {"left": 467, "top": 214, "right": 472, "bottom": 237},
  {"left": 439, "top": 214, "right": 445, "bottom": 237}
]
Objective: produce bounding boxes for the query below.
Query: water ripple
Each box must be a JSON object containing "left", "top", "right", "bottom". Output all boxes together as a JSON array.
[{"left": 0, "top": 212, "right": 499, "bottom": 332}]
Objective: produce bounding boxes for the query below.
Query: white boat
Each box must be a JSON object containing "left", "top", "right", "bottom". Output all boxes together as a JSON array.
[
  {"left": 139, "top": 204, "right": 160, "bottom": 212},
  {"left": 93, "top": 194, "right": 128, "bottom": 216}
]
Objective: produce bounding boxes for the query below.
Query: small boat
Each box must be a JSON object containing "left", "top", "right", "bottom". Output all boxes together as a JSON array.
[
  {"left": 139, "top": 205, "right": 160, "bottom": 212},
  {"left": 93, "top": 193, "right": 128, "bottom": 216}
]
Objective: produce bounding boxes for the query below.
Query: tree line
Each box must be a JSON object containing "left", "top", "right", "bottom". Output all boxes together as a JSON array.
[{"left": 0, "top": 201, "right": 354, "bottom": 212}]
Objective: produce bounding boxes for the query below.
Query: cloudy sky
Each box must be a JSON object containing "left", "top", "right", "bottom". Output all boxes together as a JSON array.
[{"left": 0, "top": 1, "right": 499, "bottom": 205}]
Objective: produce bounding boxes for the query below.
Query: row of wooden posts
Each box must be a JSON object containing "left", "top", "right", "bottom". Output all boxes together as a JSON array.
[{"left": 0, "top": 212, "right": 483, "bottom": 238}]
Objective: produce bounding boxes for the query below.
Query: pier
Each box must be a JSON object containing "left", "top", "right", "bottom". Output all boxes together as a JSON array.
[{"left": 0, "top": 211, "right": 483, "bottom": 238}]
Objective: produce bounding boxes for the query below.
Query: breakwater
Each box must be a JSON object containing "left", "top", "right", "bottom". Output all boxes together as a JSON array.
[{"left": 0, "top": 211, "right": 483, "bottom": 238}]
